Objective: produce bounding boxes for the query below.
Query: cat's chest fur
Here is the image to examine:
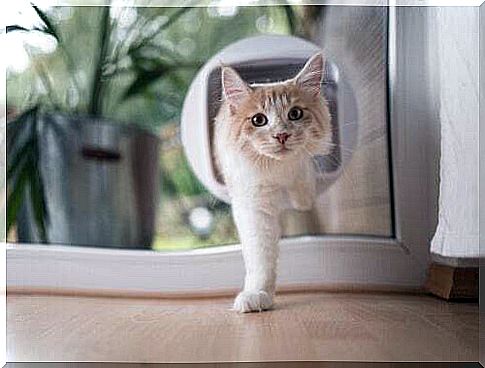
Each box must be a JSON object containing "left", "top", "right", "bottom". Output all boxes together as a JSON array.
[{"left": 224, "top": 148, "right": 310, "bottom": 187}]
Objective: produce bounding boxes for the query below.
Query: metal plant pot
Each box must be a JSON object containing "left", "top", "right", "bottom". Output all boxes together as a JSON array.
[{"left": 16, "top": 113, "right": 160, "bottom": 249}]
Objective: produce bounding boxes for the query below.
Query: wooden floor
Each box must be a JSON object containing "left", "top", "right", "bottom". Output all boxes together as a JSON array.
[{"left": 7, "top": 291, "right": 478, "bottom": 362}]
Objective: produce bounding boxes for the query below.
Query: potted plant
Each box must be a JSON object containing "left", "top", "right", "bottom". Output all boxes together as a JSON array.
[
  {"left": 6, "top": 4, "right": 199, "bottom": 248},
  {"left": 7, "top": 3, "right": 304, "bottom": 250}
]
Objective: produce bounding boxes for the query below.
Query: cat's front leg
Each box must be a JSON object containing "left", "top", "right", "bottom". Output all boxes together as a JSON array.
[
  {"left": 231, "top": 195, "right": 281, "bottom": 313},
  {"left": 288, "top": 179, "right": 316, "bottom": 211}
]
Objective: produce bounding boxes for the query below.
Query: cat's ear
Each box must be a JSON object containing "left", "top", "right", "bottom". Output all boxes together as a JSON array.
[
  {"left": 294, "top": 53, "right": 324, "bottom": 97},
  {"left": 222, "top": 66, "right": 251, "bottom": 105}
]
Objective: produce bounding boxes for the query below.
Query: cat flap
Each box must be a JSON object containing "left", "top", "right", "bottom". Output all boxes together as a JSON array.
[{"left": 181, "top": 35, "right": 358, "bottom": 204}]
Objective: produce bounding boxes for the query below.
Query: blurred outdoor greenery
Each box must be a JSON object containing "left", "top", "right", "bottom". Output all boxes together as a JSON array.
[{"left": 6, "top": 4, "right": 314, "bottom": 250}]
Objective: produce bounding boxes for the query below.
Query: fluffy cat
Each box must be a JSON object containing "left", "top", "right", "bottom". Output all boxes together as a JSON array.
[{"left": 214, "top": 53, "right": 332, "bottom": 313}]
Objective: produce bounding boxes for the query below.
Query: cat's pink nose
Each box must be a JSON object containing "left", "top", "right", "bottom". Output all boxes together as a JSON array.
[{"left": 273, "top": 132, "right": 291, "bottom": 145}]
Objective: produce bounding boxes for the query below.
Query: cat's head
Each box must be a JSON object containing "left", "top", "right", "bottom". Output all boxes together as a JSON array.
[{"left": 221, "top": 53, "right": 332, "bottom": 162}]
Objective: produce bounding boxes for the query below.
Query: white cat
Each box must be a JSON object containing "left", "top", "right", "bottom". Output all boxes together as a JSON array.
[{"left": 214, "top": 53, "right": 332, "bottom": 312}]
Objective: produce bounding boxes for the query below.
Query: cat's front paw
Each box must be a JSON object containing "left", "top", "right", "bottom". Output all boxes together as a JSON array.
[{"left": 233, "top": 290, "right": 274, "bottom": 313}]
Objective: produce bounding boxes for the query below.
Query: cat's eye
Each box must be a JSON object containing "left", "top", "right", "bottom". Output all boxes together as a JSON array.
[
  {"left": 251, "top": 113, "right": 268, "bottom": 127},
  {"left": 288, "top": 107, "right": 303, "bottom": 121}
]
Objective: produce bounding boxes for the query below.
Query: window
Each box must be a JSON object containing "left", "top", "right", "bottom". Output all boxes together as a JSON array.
[
  {"left": 7, "top": 5, "right": 392, "bottom": 250},
  {"left": 6, "top": 4, "right": 438, "bottom": 294}
]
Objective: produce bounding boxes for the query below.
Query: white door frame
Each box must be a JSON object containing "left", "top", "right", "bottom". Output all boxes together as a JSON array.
[{"left": 7, "top": 5, "right": 447, "bottom": 296}]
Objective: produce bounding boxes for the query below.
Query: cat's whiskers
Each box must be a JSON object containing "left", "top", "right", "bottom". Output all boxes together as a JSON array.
[{"left": 320, "top": 141, "right": 356, "bottom": 155}]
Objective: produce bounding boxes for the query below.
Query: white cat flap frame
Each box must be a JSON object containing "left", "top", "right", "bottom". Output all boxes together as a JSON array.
[{"left": 181, "top": 35, "right": 358, "bottom": 203}]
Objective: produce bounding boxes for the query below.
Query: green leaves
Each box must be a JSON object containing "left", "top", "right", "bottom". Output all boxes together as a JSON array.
[
  {"left": 28, "top": 163, "right": 48, "bottom": 241},
  {"left": 120, "top": 6, "right": 198, "bottom": 101},
  {"left": 7, "top": 107, "right": 48, "bottom": 242},
  {"left": 6, "top": 153, "right": 31, "bottom": 235},
  {"left": 126, "top": 7, "right": 193, "bottom": 56},
  {"left": 6, "top": 4, "right": 60, "bottom": 42},
  {"left": 32, "top": 4, "right": 60, "bottom": 41},
  {"left": 88, "top": 6, "right": 111, "bottom": 116},
  {"left": 6, "top": 25, "right": 30, "bottom": 33},
  {"left": 283, "top": 5, "right": 298, "bottom": 34},
  {"left": 123, "top": 58, "right": 203, "bottom": 100},
  {"left": 124, "top": 66, "right": 169, "bottom": 99}
]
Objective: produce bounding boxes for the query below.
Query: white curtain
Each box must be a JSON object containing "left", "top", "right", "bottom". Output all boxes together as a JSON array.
[{"left": 430, "top": 7, "right": 480, "bottom": 259}]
